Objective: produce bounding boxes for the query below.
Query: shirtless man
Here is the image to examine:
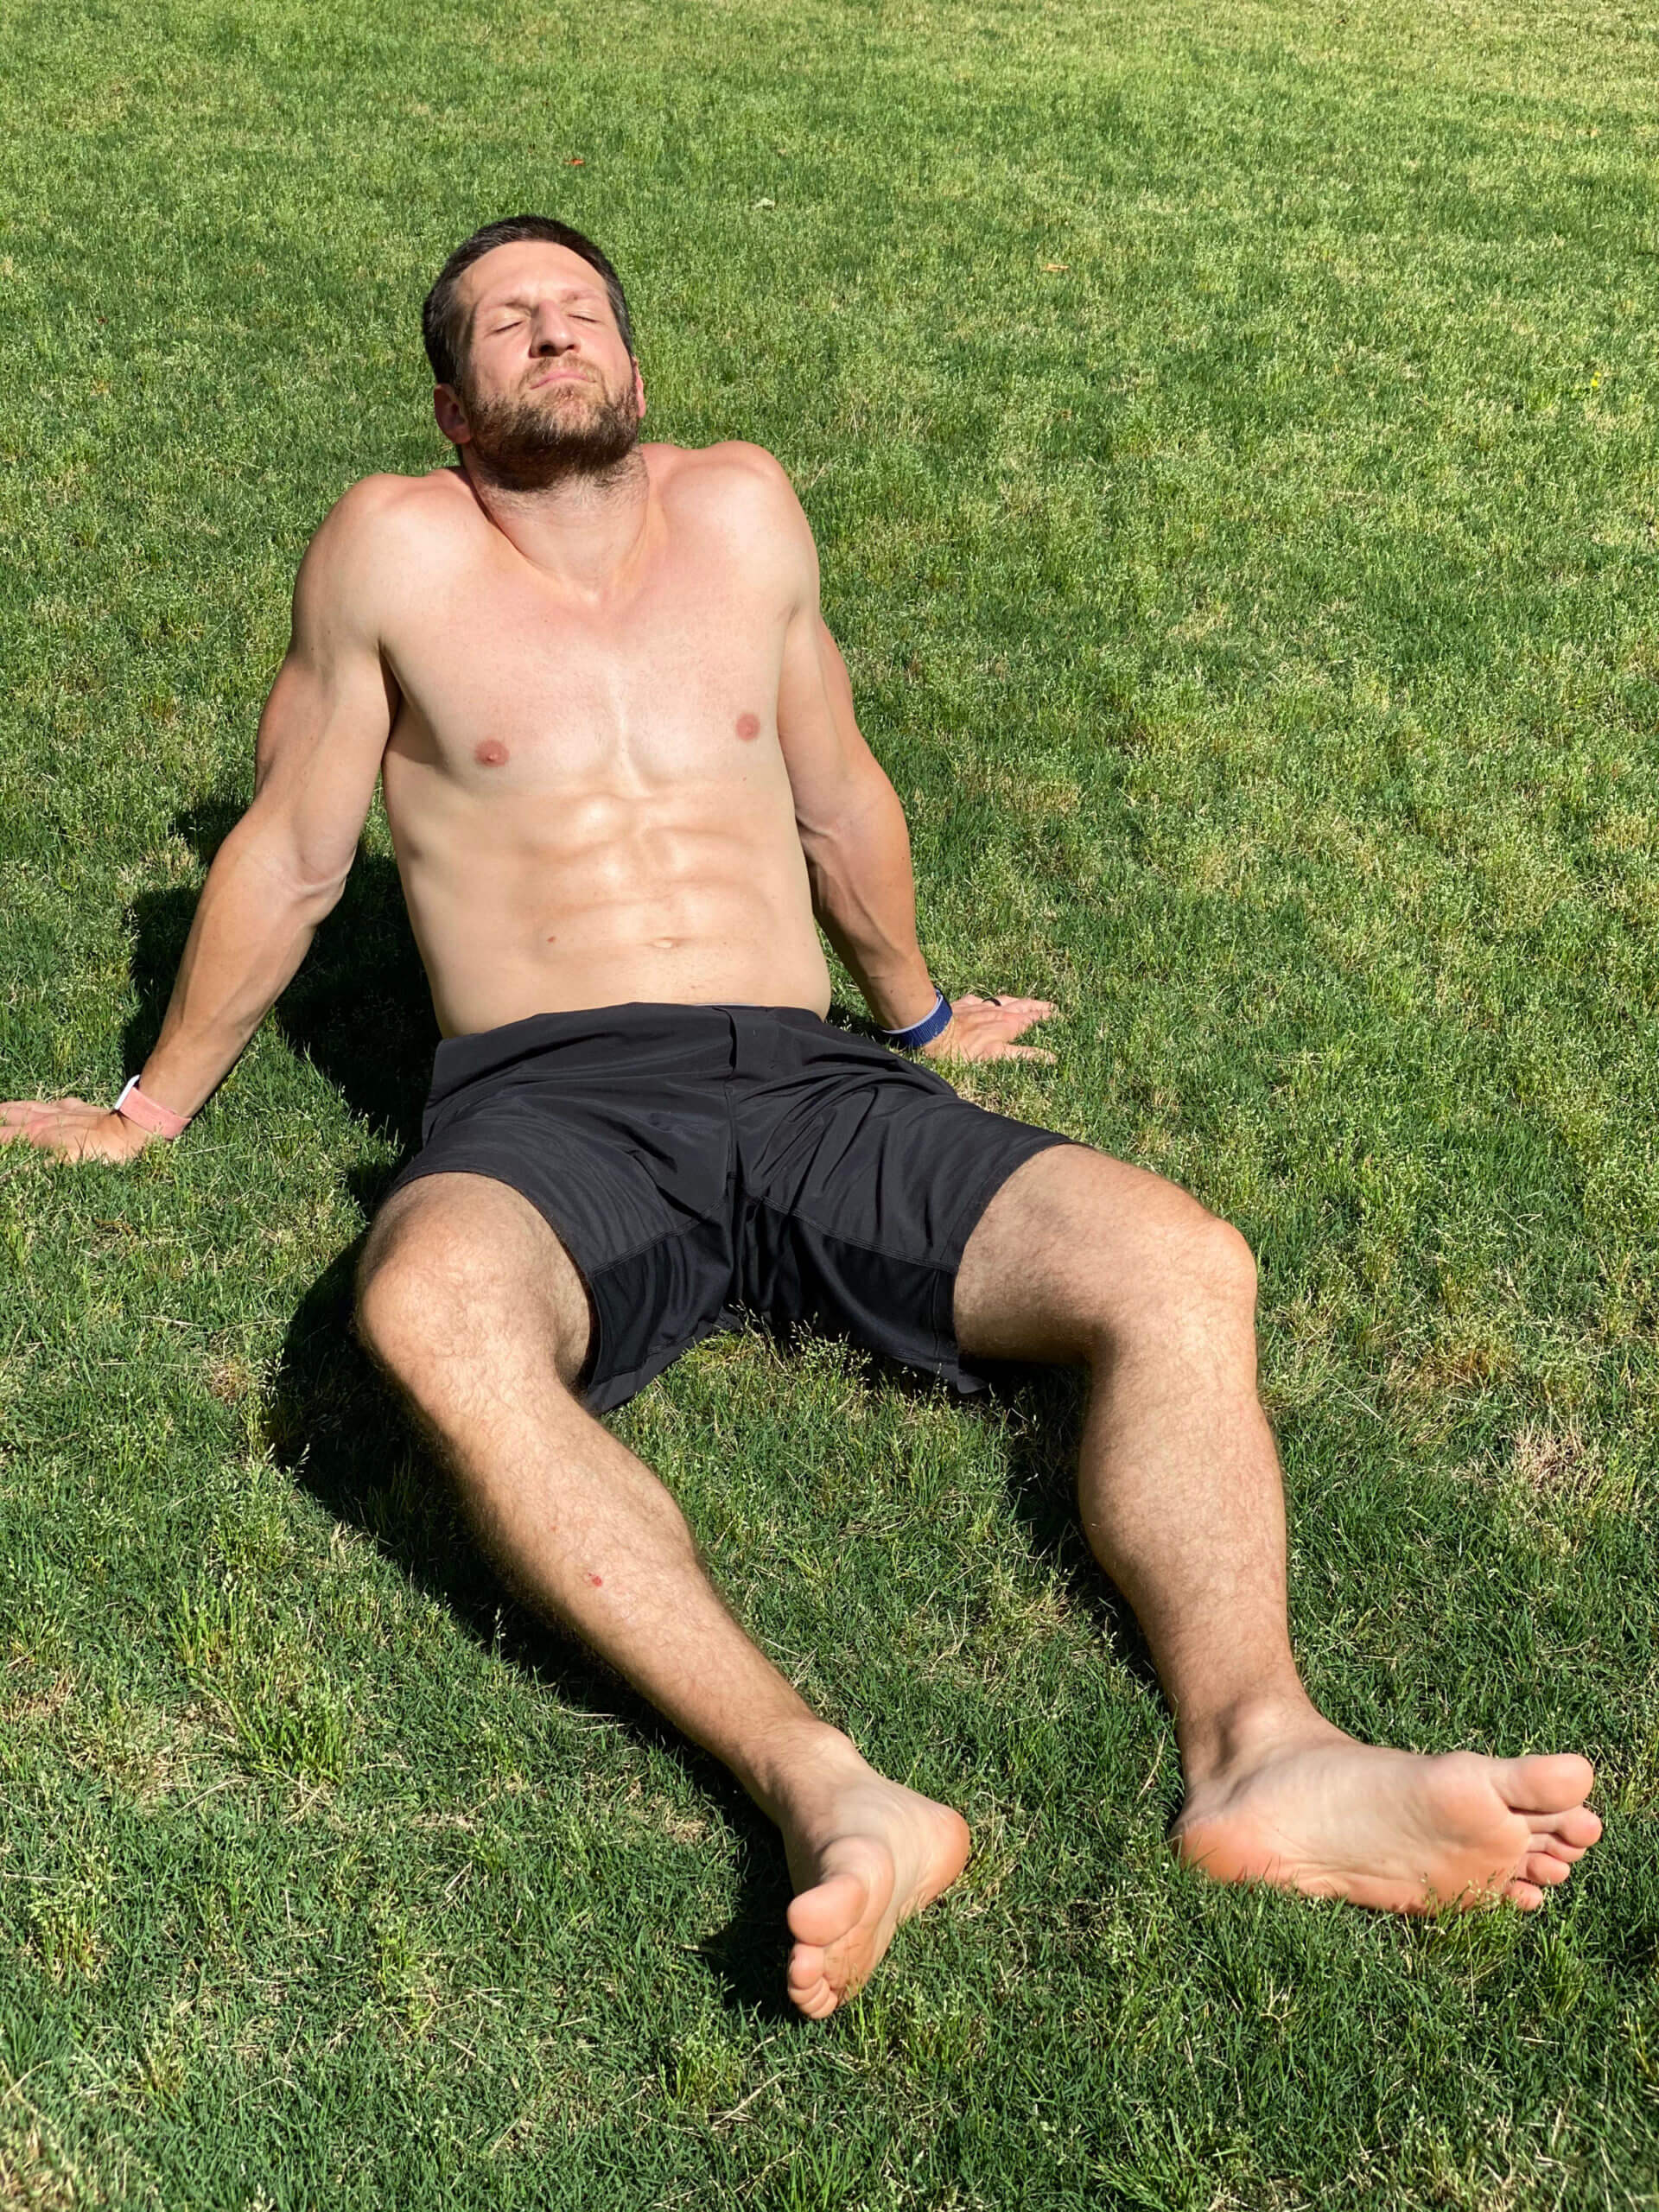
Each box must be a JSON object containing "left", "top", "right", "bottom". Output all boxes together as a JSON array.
[{"left": 3, "top": 216, "right": 1601, "bottom": 2019}]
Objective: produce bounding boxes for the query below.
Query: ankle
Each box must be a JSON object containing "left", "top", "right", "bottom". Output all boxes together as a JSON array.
[
  {"left": 736, "top": 1717, "right": 867, "bottom": 1824},
  {"left": 1177, "top": 1688, "right": 1339, "bottom": 1790}
]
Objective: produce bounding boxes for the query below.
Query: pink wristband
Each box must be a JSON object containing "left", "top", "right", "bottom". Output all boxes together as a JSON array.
[{"left": 113, "top": 1076, "right": 190, "bottom": 1141}]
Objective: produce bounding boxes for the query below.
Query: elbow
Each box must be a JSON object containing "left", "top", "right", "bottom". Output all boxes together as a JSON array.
[
  {"left": 286, "top": 850, "right": 356, "bottom": 926},
  {"left": 219, "top": 816, "right": 352, "bottom": 930}
]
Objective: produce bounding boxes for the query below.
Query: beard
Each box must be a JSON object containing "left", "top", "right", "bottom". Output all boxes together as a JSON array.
[{"left": 459, "top": 370, "right": 642, "bottom": 493}]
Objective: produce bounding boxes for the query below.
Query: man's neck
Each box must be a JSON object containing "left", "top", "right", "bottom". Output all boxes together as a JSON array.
[{"left": 460, "top": 448, "right": 653, "bottom": 594}]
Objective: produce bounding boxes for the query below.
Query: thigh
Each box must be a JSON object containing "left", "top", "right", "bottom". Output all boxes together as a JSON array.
[
  {"left": 953, "top": 1143, "right": 1232, "bottom": 1363},
  {"left": 382, "top": 1091, "right": 739, "bottom": 1414},
  {"left": 740, "top": 1030, "right": 1069, "bottom": 1389},
  {"left": 362, "top": 1170, "right": 595, "bottom": 1389}
]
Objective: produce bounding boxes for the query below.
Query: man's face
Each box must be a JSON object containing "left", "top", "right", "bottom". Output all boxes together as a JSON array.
[{"left": 438, "top": 239, "right": 645, "bottom": 489}]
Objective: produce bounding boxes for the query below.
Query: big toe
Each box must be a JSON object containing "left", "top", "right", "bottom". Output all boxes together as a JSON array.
[
  {"left": 786, "top": 1868, "right": 870, "bottom": 1952},
  {"left": 785, "top": 1866, "right": 884, "bottom": 2018},
  {"left": 1499, "top": 1753, "right": 1596, "bottom": 1815}
]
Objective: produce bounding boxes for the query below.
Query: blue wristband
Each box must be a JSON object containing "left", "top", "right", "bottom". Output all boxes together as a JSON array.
[{"left": 879, "top": 987, "right": 953, "bottom": 1051}]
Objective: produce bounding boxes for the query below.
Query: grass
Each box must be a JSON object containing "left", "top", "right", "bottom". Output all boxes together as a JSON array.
[{"left": 3, "top": 0, "right": 1659, "bottom": 2202}]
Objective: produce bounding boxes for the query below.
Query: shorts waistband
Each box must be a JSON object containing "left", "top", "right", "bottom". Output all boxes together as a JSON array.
[{"left": 427, "top": 1001, "right": 831, "bottom": 1108}]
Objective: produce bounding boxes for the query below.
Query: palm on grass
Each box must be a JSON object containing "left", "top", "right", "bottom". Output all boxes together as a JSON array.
[
  {"left": 0, "top": 1097, "right": 149, "bottom": 1162},
  {"left": 925, "top": 993, "right": 1058, "bottom": 1063}
]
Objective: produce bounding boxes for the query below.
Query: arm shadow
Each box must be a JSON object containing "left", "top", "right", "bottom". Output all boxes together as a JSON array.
[{"left": 123, "top": 789, "right": 439, "bottom": 1156}]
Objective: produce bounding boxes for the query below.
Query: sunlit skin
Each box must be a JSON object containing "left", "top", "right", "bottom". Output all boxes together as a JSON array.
[{"left": 2, "top": 238, "right": 1600, "bottom": 2018}]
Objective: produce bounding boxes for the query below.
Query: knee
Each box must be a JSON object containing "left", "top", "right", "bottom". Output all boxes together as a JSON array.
[
  {"left": 355, "top": 1185, "right": 589, "bottom": 1394},
  {"left": 353, "top": 1206, "right": 500, "bottom": 1376},
  {"left": 1184, "top": 1208, "right": 1257, "bottom": 1311},
  {"left": 1111, "top": 1192, "right": 1258, "bottom": 1344},
  {"left": 354, "top": 1228, "right": 440, "bottom": 1378}
]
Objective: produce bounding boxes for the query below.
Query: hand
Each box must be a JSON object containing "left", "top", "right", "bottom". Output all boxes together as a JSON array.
[
  {"left": 0, "top": 1096, "right": 156, "bottom": 1164},
  {"left": 922, "top": 994, "right": 1058, "bottom": 1065}
]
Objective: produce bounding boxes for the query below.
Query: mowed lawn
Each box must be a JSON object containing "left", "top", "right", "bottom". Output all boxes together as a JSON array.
[{"left": 3, "top": 0, "right": 1658, "bottom": 2203}]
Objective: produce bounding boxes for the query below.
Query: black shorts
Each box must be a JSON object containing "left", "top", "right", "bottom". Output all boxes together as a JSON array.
[{"left": 386, "top": 1003, "right": 1073, "bottom": 1414}]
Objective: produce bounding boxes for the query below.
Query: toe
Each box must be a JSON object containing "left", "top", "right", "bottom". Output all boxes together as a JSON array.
[
  {"left": 1499, "top": 1753, "right": 1595, "bottom": 1814},
  {"left": 1503, "top": 1877, "right": 1547, "bottom": 1910},
  {"left": 1522, "top": 1851, "right": 1573, "bottom": 1887},
  {"left": 786, "top": 1869, "right": 869, "bottom": 1951},
  {"left": 1528, "top": 1831, "right": 1589, "bottom": 1866},
  {"left": 786, "top": 1944, "right": 835, "bottom": 2018}
]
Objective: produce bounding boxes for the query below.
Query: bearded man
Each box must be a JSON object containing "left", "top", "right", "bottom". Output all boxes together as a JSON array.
[{"left": 1, "top": 216, "right": 1601, "bottom": 2018}]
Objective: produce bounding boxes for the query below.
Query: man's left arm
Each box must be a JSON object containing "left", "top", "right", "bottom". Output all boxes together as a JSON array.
[{"left": 777, "top": 603, "right": 1055, "bottom": 1064}]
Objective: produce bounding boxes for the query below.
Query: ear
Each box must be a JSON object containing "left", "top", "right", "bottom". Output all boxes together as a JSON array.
[
  {"left": 632, "top": 358, "right": 647, "bottom": 423},
  {"left": 434, "top": 384, "right": 472, "bottom": 446}
]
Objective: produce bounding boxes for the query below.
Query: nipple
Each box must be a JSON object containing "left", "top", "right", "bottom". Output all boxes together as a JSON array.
[
  {"left": 734, "top": 712, "right": 761, "bottom": 741},
  {"left": 474, "top": 739, "right": 510, "bottom": 767}
]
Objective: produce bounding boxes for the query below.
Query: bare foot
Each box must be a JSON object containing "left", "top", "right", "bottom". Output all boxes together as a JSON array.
[
  {"left": 1173, "top": 1719, "right": 1601, "bottom": 1912},
  {"left": 772, "top": 1736, "right": 971, "bottom": 2019}
]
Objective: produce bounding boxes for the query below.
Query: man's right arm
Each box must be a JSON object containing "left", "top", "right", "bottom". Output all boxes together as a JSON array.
[{"left": 0, "top": 480, "right": 402, "bottom": 1162}]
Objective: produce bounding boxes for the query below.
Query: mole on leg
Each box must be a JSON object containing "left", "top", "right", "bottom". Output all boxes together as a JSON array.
[
  {"left": 734, "top": 712, "right": 761, "bottom": 742},
  {"left": 474, "top": 738, "right": 510, "bottom": 767}
]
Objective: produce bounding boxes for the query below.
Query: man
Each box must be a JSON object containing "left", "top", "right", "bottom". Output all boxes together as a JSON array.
[{"left": 3, "top": 216, "right": 1600, "bottom": 2020}]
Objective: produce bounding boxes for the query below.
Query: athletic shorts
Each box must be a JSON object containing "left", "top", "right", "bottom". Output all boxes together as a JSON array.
[{"left": 385, "top": 1002, "right": 1073, "bottom": 1414}]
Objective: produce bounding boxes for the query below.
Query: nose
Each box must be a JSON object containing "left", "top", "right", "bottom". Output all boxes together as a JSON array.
[{"left": 529, "top": 307, "right": 577, "bottom": 357}]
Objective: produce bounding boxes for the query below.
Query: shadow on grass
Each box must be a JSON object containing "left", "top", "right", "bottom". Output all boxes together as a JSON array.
[
  {"left": 126, "top": 784, "right": 1155, "bottom": 2017},
  {"left": 267, "top": 1238, "right": 799, "bottom": 2018},
  {"left": 861, "top": 1352, "right": 1160, "bottom": 1701},
  {"left": 970, "top": 1363, "right": 1161, "bottom": 1699},
  {"left": 124, "top": 791, "right": 438, "bottom": 1154}
]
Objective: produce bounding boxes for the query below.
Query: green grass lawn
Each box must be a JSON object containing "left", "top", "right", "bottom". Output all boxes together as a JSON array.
[{"left": 3, "top": 0, "right": 1659, "bottom": 2202}]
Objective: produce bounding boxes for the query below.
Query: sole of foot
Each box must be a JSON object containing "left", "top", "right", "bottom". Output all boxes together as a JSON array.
[
  {"left": 1173, "top": 1739, "right": 1600, "bottom": 1913},
  {"left": 782, "top": 1767, "right": 971, "bottom": 2020}
]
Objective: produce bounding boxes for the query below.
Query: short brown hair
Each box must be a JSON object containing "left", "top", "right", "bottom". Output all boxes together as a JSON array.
[{"left": 421, "top": 216, "right": 634, "bottom": 388}]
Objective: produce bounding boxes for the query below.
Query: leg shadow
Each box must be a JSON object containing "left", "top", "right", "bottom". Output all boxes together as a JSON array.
[
  {"left": 963, "top": 1362, "right": 1163, "bottom": 1699},
  {"left": 270, "top": 1240, "right": 801, "bottom": 2021}
]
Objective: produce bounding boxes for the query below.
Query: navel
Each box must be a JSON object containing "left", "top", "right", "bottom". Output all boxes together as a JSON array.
[
  {"left": 734, "top": 711, "right": 761, "bottom": 742},
  {"left": 474, "top": 738, "right": 510, "bottom": 768}
]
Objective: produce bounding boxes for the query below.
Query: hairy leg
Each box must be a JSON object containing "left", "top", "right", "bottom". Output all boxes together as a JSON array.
[
  {"left": 954, "top": 1146, "right": 1600, "bottom": 1912},
  {"left": 356, "top": 1173, "right": 968, "bottom": 2013}
]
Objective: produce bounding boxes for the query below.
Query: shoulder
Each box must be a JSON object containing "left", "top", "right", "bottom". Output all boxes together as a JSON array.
[
  {"left": 650, "top": 440, "right": 817, "bottom": 582},
  {"left": 293, "top": 468, "right": 476, "bottom": 629},
  {"left": 652, "top": 440, "right": 808, "bottom": 527},
  {"left": 307, "top": 467, "right": 474, "bottom": 565}
]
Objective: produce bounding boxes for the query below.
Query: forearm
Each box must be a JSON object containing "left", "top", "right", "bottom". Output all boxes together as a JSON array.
[
  {"left": 802, "top": 778, "right": 938, "bottom": 1033},
  {"left": 136, "top": 825, "right": 337, "bottom": 1121}
]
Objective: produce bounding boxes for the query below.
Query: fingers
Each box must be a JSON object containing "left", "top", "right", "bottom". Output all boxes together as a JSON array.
[
  {"left": 0, "top": 1100, "right": 137, "bottom": 1163},
  {"left": 954, "top": 995, "right": 1057, "bottom": 1020},
  {"left": 0, "top": 1101, "right": 69, "bottom": 1148},
  {"left": 0, "top": 1097, "right": 66, "bottom": 1124}
]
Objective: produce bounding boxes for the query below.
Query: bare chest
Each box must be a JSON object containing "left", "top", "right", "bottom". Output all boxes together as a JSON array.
[{"left": 384, "top": 543, "right": 785, "bottom": 791}]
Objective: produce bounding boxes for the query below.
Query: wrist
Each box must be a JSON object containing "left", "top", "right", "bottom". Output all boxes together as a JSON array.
[
  {"left": 865, "top": 968, "right": 942, "bottom": 1035},
  {"left": 876, "top": 985, "right": 953, "bottom": 1052},
  {"left": 113, "top": 1075, "right": 190, "bottom": 1142}
]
